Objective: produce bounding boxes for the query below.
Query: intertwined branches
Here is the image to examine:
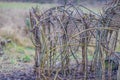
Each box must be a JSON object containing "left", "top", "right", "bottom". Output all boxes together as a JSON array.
[{"left": 29, "top": 1, "right": 120, "bottom": 80}]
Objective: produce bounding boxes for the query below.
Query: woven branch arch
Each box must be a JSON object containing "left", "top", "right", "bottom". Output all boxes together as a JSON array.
[{"left": 29, "top": 2, "right": 120, "bottom": 80}]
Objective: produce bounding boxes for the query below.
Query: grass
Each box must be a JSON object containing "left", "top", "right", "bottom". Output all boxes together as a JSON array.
[
  {"left": 0, "top": 42, "right": 34, "bottom": 72},
  {"left": 0, "top": 2, "right": 57, "bottom": 46},
  {"left": 0, "top": 2, "right": 102, "bottom": 14},
  {"left": 0, "top": 2, "right": 57, "bottom": 9},
  {"left": 0, "top": 2, "right": 38, "bottom": 9},
  {"left": 2, "top": 39, "right": 34, "bottom": 57}
]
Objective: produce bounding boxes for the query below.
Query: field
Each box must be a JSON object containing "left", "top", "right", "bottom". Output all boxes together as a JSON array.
[
  {"left": 0, "top": 2, "right": 57, "bottom": 53},
  {"left": 0, "top": 1, "right": 120, "bottom": 80},
  {"left": 0, "top": 2, "right": 57, "bottom": 79},
  {"left": 0, "top": 2, "right": 55, "bottom": 80}
]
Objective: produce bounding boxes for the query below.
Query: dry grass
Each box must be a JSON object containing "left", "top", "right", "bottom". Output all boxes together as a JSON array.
[
  {"left": 0, "top": 2, "right": 57, "bottom": 47},
  {"left": 0, "top": 8, "right": 30, "bottom": 46}
]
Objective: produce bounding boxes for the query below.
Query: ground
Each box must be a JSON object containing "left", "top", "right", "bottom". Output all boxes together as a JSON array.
[{"left": 0, "top": 64, "right": 117, "bottom": 80}]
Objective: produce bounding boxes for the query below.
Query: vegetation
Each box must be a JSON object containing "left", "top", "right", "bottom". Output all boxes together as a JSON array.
[
  {"left": 0, "top": 0, "right": 108, "bottom": 4},
  {"left": 0, "top": 0, "right": 120, "bottom": 80},
  {"left": 0, "top": 2, "right": 56, "bottom": 9},
  {"left": 30, "top": 0, "right": 120, "bottom": 80}
]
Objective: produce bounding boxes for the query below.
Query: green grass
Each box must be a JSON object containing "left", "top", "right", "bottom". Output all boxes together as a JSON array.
[
  {"left": 0, "top": 2, "right": 56, "bottom": 9},
  {"left": 0, "top": 2, "right": 37, "bottom": 9},
  {"left": 4, "top": 42, "right": 34, "bottom": 56},
  {"left": 0, "top": 2, "right": 101, "bottom": 14}
]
